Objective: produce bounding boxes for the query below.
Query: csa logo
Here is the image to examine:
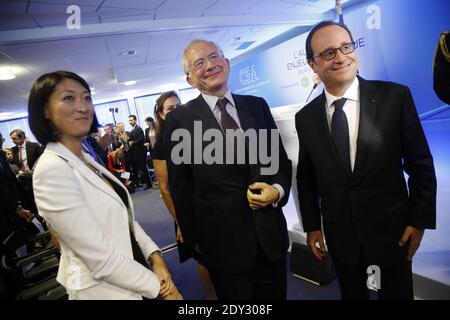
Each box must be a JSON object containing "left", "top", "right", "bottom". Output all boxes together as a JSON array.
[{"left": 239, "top": 65, "right": 259, "bottom": 86}]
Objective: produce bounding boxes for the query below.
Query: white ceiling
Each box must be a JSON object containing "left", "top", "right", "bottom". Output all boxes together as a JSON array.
[{"left": 0, "top": 0, "right": 354, "bottom": 120}]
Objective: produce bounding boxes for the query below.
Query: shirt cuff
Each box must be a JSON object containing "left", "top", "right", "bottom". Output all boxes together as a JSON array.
[{"left": 271, "top": 183, "right": 284, "bottom": 208}]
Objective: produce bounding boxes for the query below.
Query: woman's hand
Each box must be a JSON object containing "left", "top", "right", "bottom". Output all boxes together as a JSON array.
[{"left": 150, "top": 252, "right": 175, "bottom": 298}]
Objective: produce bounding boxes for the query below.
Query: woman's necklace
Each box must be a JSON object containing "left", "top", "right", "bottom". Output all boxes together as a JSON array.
[{"left": 81, "top": 158, "right": 102, "bottom": 177}]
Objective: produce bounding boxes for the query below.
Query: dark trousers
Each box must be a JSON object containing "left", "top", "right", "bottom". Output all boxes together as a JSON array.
[
  {"left": 207, "top": 244, "right": 287, "bottom": 300},
  {"left": 131, "top": 154, "right": 150, "bottom": 186},
  {"left": 333, "top": 248, "right": 413, "bottom": 300}
]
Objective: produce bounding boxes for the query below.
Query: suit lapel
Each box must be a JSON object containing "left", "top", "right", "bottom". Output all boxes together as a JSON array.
[
  {"left": 25, "top": 143, "right": 33, "bottom": 167},
  {"left": 83, "top": 156, "right": 137, "bottom": 232},
  {"left": 77, "top": 157, "right": 129, "bottom": 209},
  {"left": 353, "top": 77, "right": 379, "bottom": 180},
  {"left": 12, "top": 146, "right": 19, "bottom": 165},
  {"left": 232, "top": 94, "right": 256, "bottom": 131},
  {"left": 312, "top": 92, "right": 349, "bottom": 178},
  {"left": 48, "top": 143, "right": 128, "bottom": 212},
  {"left": 232, "top": 95, "right": 257, "bottom": 177},
  {"left": 192, "top": 95, "right": 223, "bottom": 132}
]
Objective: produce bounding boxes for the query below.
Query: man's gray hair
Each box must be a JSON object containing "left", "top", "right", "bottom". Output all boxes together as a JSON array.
[{"left": 182, "top": 39, "right": 225, "bottom": 75}]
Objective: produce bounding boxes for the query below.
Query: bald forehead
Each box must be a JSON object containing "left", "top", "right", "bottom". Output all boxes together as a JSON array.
[{"left": 187, "top": 42, "right": 217, "bottom": 57}]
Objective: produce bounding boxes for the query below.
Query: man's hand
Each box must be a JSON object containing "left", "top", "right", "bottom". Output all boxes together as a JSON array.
[
  {"left": 399, "top": 226, "right": 424, "bottom": 261},
  {"left": 119, "top": 132, "right": 129, "bottom": 142},
  {"left": 247, "top": 182, "right": 279, "bottom": 211},
  {"left": 307, "top": 231, "right": 326, "bottom": 261}
]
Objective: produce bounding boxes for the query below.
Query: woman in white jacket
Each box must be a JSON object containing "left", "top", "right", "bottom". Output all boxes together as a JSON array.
[{"left": 28, "top": 71, "right": 181, "bottom": 300}]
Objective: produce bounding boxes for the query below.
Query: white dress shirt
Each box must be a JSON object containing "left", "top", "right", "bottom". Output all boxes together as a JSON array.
[
  {"left": 19, "top": 143, "right": 29, "bottom": 170},
  {"left": 324, "top": 77, "right": 360, "bottom": 171},
  {"left": 202, "top": 91, "right": 242, "bottom": 129}
]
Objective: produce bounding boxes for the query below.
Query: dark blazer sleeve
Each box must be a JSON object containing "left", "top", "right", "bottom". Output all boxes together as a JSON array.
[
  {"left": 259, "top": 97, "right": 292, "bottom": 207},
  {"left": 11, "top": 146, "right": 20, "bottom": 167},
  {"left": 129, "top": 127, "right": 144, "bottom": 147},
  {"left": 28, "top": 142, "right": 42, "bottom": 169},
  {"left": 133, "top": 127, "right": 145, "bottom": 146},
  {"left": 433, "top": 31, "right": 450, "bottom": 104},
  {"left": 400, "top": 86, "right": 437, "bottom": 229},
  {"left": 0, "top": 154, "right": 20, "bottom": 215},
  {"left": 164, "top": 111, "right": 196, "bottom": 244},
  {"left": 295, "top": 110, "right": 322, "bottom": 232}
]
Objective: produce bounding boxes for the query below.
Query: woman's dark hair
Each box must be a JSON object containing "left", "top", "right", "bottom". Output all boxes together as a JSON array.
[
  {"left": 28, "top": 70, "right": 98, "bottom": 145},
  {"left": 305, "top": 21, "right": 354, "bottom": 61},
  {"left": 154, "top": 91, "right": 180, "bottom": 141},
  {"left": 145, "top": 116, "right": 156, "bottom": 129}
]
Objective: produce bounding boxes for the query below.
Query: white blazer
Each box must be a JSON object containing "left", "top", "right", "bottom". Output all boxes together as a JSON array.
[{"left": 33, "top": 142, "right": 161, "bottom": 300}]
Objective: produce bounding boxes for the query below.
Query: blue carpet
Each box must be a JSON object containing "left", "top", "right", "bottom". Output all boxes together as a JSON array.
[{"left": 131, "top": 187, "right": 341, "bottom": 300}]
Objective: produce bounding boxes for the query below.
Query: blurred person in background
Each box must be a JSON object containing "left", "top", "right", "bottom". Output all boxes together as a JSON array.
[{"left": 153, "top": 90, "right": 216, "bottom": 300}]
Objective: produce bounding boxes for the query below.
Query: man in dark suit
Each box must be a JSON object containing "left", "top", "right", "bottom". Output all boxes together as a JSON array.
[
  {"left": 9, "top": 129, "right": 43, "bottom": 223},
  {"left": 9, "top": 129, "right": 41, "bottom": 172},
  {"left": 128, "top": 115, "right": 151, "bottom": 189},
  {"left": 295, "top": 21, "right": 437, "bottom": 299},
  {"left": 0, "top": 132, "right": 38, "bottom": 258},
  {"left": 102, "top": 123, "right": 115, "bottom": 154},
  {"left": 165, "top": 39, "right": 292, "bottom": 300}
]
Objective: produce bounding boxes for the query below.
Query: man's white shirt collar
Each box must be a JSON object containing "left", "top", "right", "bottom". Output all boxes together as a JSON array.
[
  {"left": 202, "top": 91, "right": 235, "bottom": 111},
  {"left": 325, "top": 76, "right": 360, "bottom": 108}
]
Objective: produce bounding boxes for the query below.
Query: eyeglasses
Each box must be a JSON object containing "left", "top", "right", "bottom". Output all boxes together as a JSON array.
[
  {"left": 313, "top": 42, "right": 356, "bottom": 61},
  {"left": 191, "top": 52, "right": 223, "bottom": 71}
]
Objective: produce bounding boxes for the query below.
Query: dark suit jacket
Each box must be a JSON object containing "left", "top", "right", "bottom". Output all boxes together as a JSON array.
[
  {"left": 129, "top": 125, "right": 146, "bottom": 159},
  {"left": 295, "top": 76, "right": 437, "bottom": 266},
  {"left": 11, "top": 141, "right": 42, "bottom": 170},
  {"left": 0, "top": 151, "right": 20, "bottom": 242},
  {"left": 165, "top": 94, "right": 292, "bottom": 273}
]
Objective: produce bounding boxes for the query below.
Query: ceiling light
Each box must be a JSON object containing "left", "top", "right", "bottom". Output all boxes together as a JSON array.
[
  {"left": 158, "top": 82, "right": 177, "bottom": 91},
  {"left": 204, "top": 29, "right": 219, "bottom": 35},
  {"left": 229, "top": 36, "right": 241, "bottom": 43},
  {"left": 0, "top": 74, "right": 16, "bottom": 80},
  {"left": 0, "top": 67, "right": 17, "bottom": 80},
  {"left": 124, "top": 80, "right": 136, "bottom": 86},
  {"left": 120, "top": 50, "right": 137, "bottom": 57},
  {"left": 0, "top": 111, "right": 27, "bottom": 121}
]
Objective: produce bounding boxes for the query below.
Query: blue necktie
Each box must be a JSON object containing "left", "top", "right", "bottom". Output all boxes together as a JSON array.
[{"left": 331, "top": 98, "right": 351, "bottom": 174}]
